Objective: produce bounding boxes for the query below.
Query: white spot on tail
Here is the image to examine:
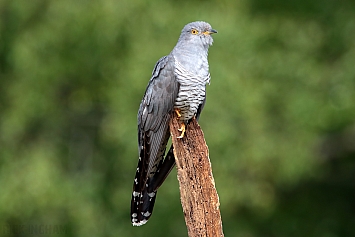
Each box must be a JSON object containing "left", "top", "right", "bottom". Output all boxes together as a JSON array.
[
  {"left": 132, "top": 219, "right": 148, "bottom": 226},
  {"left": 133, "top": 191, "right": 140, "bottom": 197},
  {"left": 142, "top": 211, "right": 151, "bottom": 217}
]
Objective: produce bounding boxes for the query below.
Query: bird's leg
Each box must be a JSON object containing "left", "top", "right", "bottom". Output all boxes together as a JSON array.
[
  {"left": 175, "top": 109, "right": 182, "bottom": 118},
  {"left": 174, "top": 109, "right": 185, "bottom": 138},
  {"left": 177, "top": 123, "right": 186, "bottom": 139}
]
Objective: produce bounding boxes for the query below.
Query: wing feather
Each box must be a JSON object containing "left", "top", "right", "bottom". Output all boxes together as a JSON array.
[{"left": 131, "top": 55, "right": 179, "bottom": 225}]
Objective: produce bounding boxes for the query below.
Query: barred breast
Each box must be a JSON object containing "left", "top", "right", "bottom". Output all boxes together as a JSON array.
[{"left": 173, "top": 57, "right": 210, "bottom": 121}]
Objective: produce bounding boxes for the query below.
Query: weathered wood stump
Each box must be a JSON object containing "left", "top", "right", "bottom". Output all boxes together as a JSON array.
[{"left": 169, "top": 113, "right": 224, "bottom": 237}]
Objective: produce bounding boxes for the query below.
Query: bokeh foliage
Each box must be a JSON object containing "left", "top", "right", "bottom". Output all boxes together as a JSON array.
[{"left": 0, "top": 0, "right": 354, "bottom": 236}]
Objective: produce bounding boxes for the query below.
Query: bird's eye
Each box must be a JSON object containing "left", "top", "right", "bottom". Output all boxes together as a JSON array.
[{"left": 191, "top": 29, "right": 199, "bottom": 35}]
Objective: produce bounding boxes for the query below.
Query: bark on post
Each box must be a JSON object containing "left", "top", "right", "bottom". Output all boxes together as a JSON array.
[{"left": 169, "top": 113, "right": 224, "bottom": 237}]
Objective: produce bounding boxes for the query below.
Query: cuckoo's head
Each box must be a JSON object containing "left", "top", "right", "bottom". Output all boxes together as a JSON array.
[{"left": 178, "top": 21, "right": 217, "bottom": 48}]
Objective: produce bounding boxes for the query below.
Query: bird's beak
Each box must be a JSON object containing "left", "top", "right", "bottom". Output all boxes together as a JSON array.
[{"left": 203, "top": 29, "right": 218, "bottom": 35}]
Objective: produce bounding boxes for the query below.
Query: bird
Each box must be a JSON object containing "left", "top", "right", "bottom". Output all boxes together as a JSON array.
[{"left": 131, "top": 21, "right": 217, "bottom": 226}]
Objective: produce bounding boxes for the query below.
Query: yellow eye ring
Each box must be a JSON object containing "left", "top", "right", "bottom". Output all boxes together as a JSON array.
[{"left": 191, "top": 29, "right": 199, "bottom": 35}]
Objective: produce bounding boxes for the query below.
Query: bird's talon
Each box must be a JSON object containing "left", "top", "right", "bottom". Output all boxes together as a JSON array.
[
  {"left": 177, "top": 132, "right": 185, "bottom": 139},
  {"left": 177, "top": 123, "right": 185, "bottom": 138}
]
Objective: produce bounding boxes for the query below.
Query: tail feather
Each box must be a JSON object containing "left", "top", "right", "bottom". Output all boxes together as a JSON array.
[
  {"left": 131, "top": 145, "right": 175, "bottom": 226},
  {"left": 131, "top": 183, "right": 157, "bottom": 226}
]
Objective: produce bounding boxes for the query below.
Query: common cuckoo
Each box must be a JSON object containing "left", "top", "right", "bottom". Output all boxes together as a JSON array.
[{"left": 131, "top": 21, "right": 217, "bottom": 226}]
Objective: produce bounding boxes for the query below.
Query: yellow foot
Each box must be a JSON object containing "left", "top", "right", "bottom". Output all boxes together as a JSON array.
[
  {"left": 175, "top": 109, "right": 182, "bottom": 118},
  {"left": 177, "top": 123, "right": 186, "bottom": 139}
]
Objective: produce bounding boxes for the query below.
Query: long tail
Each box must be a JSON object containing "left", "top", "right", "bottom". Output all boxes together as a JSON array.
[{"left": 131, "top": 145, "right": 175, "bottom": 226}]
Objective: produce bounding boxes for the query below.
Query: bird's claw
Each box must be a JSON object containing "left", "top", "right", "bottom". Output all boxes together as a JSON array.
[
  {"left": 177, "top": 123, "right": 186, "bottom": 139},
  {"left": 174, "top": 109, "right": 185, "bottom": 138}
]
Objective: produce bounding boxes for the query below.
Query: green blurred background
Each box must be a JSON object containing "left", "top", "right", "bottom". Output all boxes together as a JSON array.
[{"left": 1, "top": 0, "right": 354, "bottom": 236}]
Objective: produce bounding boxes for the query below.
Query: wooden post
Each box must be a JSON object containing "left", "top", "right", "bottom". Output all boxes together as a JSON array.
[{"left": 169, "top": 113, "right": 224, "bottom": 237}]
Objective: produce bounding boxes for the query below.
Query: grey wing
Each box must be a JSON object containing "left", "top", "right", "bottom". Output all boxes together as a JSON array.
[
  {"left": 138, "top": 55, "right": 179, "bottom": 186},
  {"left": 131, "top": 55, "right": 179, "bottom": 226}
]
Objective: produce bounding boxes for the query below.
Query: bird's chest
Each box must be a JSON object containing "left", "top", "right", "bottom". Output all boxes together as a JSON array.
[
  {"left": 173, "top": 63, "right": 210, "bottom": 121},
  {"left": 174, "top": 83, "right": 206, "bottom": 121}
]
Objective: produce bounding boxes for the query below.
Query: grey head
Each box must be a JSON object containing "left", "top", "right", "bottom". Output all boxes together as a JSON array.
[
  {"left": 174, "top": 21, "right": 217, "bottom": 53},
  {"left": 172, "top": 21, "right": 217, "bottom": 75}
]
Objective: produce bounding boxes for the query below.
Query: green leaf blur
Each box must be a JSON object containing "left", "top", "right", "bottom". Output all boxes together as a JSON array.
[{"left": 0, "top": 0, "right": 354, "bottom": 236}]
